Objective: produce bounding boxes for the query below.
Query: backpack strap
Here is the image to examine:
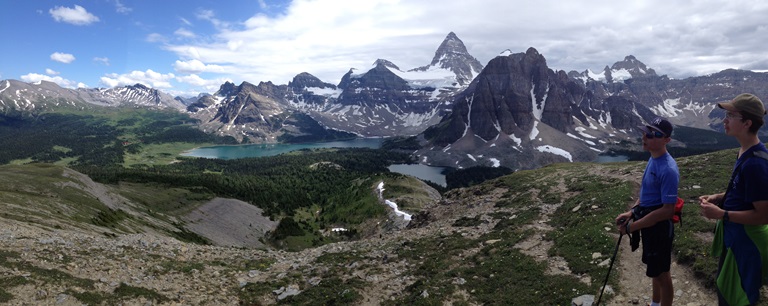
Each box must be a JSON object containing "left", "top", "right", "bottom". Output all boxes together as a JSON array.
[{"left": 753, "top": 150, "right": 768, "bottom": 161}]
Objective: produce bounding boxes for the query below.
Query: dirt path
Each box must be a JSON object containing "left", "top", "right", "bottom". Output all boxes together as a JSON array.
[{"left": 604, "top": 232, "right": 716, "bottom": 305}]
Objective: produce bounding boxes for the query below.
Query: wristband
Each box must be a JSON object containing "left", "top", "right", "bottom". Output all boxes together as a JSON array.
[
  {"left": 723, "top": 210, "right": 729, "bottom": 221},
  {"left": 625, "top": 222, "right": 631, "bottom": 233}
]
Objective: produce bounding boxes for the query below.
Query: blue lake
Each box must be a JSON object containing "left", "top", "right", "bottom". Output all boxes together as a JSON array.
[
  {"left": 595, "top": 154, "right": 630, "bottom": 163},
  {"left": 388, "top": 164, "right": 448, "bottom": 187},
  {"left": 181, "top": 138, "right": 448, "bottom": 186},
  {"left": 181, "top": 138, "right": 385, "bottom": 159}
]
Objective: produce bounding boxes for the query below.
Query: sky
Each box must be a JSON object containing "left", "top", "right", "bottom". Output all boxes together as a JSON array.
[{"left": 1, "top": 0, "right": 767, "bottom": 98}]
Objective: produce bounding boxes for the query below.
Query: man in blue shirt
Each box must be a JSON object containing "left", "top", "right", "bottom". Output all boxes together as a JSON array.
[
  {"left": 699, "top": 93, "right": 768, "bottom": 305},
  {"left": 616, "top": 117, "right": 679, "bottom": 306}
]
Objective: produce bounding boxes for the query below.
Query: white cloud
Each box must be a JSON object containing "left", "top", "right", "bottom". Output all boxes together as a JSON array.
[
  {"left": 45, "top": 68, "right": 59, "bottom": 75},
  {"left": 146, "top": 33, "right": 167, "bottom": 43},
  {"left": 49, "top": 5, "right": 99, "bottom": 26},
  {"left": 20, "top": 73, "right": 77, "bottom": 88},
  {"left": 176, "top": 74, "right": 232, "bottom": 92},
  {"left": 174, "top": 28, "right": 196, "bottom": 38},
  {"left": 196, "top": 9, "right": 229, "bottom": 29},
  {"left": 93, "top": 57, "right": 110, "bottom": 66},
  {"left": 114, "top": 0, "right": 132, "bottom": 14},
  {"left": 173, "top": 59, "right": 226, "bottom": 74},
  {"left": 100, "top": 69, "right": 176, "bottom": 89},
  {"left": 50, "top": 52, "right": 76, "bottom": 64},
  {"left": 159, "top": 0, "right": 768, "bottom": 88}
]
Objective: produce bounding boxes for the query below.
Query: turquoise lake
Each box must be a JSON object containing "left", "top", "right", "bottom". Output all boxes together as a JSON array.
[
  {"left": 181, "top": 138, "right": 385, "bottom": 159},
  {"left": 181, "top": 138, "right": 448, "bottom": 186}
]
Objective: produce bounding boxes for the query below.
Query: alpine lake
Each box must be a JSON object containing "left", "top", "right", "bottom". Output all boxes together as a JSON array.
[
  {"left": 181, "top": 138, "right": 628, "bottom": 187},
  {"left": 181, "top": 138, "right": 449, "bottom": 187}
]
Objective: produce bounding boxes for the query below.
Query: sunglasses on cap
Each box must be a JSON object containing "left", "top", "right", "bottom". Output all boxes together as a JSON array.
[{"left": 644, "top": 130, "right": 666, "bottom": 139}]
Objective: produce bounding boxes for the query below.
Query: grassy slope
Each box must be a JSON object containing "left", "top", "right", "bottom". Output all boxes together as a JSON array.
[{"left": 0, "top": 163, "right": 213, "bottom": 236}]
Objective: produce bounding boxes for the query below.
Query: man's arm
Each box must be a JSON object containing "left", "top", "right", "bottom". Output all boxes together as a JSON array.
[{"left": 702, "top": 200, "right": 768, "bottom": 225}]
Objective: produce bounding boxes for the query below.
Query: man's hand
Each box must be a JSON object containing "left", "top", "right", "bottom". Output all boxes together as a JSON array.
[
  {"left": 699, "top": 193, "right": 723, "bottom": 206},
  {"left": 615, "top": 211, "right": 632, "bottom": 234},
  {"left": 700, "top": 201, "right": 724, "bottom": 220}
]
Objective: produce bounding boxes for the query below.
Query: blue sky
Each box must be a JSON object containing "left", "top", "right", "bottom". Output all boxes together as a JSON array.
[{"left": 2, "top": 0, "right": 767, "bottom": 97}]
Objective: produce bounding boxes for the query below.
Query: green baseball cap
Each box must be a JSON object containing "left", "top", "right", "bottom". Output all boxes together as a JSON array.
[{"left": 718, "top": 93, "right": 767, "bottom": 117}]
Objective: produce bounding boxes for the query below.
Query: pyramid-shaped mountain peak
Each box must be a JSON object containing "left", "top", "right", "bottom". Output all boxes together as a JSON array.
[
  {"left": 431, "top": 32, "right": 471, "bottom": 65},
  {"left": 408, "top": 32, "right": 484, "bottom": 86},
  {"left": 610, "top": 55, "right": 657, "bottom": 78}
]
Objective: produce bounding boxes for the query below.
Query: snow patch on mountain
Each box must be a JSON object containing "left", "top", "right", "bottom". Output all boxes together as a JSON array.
[
  {"left": 567, "top": 133, "right": 597, "bottom": 146},
  {"left": 214, "top": 95, "right": 227, "bottom": 106},
  {"left": 0, "top": 81, "right": 9, "bottom": 94},
  {"left": 652, "top": 98, "right": 683, "bottom": 118},
  {"left": 509, "top": 134, "right": 522, "bottom": 147},
  {"left": 536, "top": 145, "right": 573, "bottom": 162},
  {"left": 651, "top": 98, "right": 712, "bottom": 117},
  {"left": 390, "top": 66, "right": 455, "bottom": 84},
  {"left": 529, "top": 121, "right": 540, "bottom": 140},
  {"left": 574, "top": 127, "right": 597, "bottom": 139},
  {"left": 611, "top": 69, "right": 632, "bottom": 81},
  {"left": 498, "top": 49, "right": 513, "bottom": 57},
  {"left": 531, "top": 84, "right": 543, "bottom": 120},
  {"left": 305, "top": 87, "right": 343, "bottom": 98},
  {"left": 462, "top": 96, "right": 474, "bottom": 138},
  {"left": 587, "top": 69, "right": 605, "bottom": 82},
  {"left": 397, "top": 107, "right": 439, "bottom": 127}
]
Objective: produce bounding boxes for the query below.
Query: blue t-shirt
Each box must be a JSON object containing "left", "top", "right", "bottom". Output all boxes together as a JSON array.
[
  {"left": 723, "top": 143, "right": 768, "bottom": 211},
  {"left": 639, "top": 152, "right": 679, "bottom": 207}
]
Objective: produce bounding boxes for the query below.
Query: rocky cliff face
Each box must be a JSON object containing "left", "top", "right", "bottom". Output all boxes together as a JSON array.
[
  {"left": 186, "top": 81, "right": 290, "bottom": 142},
  {"left": 417, "top": 48, "right": 664, "bottom": 170}
]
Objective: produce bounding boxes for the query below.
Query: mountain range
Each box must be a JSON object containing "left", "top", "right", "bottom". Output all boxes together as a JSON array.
[{"left": 2, "top": 32, "right": 767, "bottom": 170}]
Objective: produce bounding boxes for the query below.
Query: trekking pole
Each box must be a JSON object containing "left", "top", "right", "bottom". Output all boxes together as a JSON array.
[{"left": 597, "top": 220, "right": 625, "bottom": 305}]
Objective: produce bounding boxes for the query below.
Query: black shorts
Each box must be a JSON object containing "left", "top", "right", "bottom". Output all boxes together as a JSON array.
[{"left": 640, "top": 219, "right": 674, "bottom": 277}]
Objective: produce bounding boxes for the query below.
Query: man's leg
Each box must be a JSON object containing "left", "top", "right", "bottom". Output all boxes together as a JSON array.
[{"left": 651, "top": 271, "right": 673, "bottom": 306}]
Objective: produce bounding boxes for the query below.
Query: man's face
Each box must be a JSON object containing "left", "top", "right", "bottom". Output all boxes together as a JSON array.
[
  {"left": 723, "top": 111, "right": 747, "bottom": 136},
  {"left": 641, "top": 129, "right": 667, "bottom": 152}
]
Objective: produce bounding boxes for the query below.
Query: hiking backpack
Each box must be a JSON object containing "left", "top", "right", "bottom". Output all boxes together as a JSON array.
[{"left": 672, "top": 197, "right": 684, "bottom": 226}]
